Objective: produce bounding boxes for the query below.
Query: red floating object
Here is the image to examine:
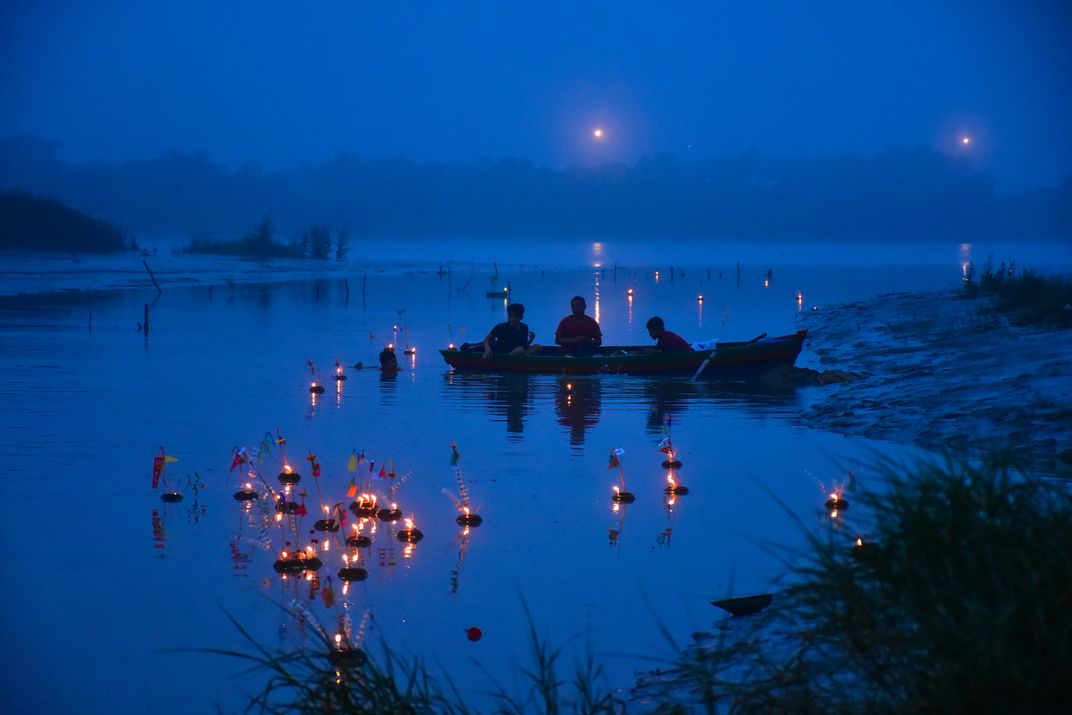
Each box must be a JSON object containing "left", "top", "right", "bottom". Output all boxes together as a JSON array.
[{"left": 466, "top": 627, "right": 482, "bottom": 642}]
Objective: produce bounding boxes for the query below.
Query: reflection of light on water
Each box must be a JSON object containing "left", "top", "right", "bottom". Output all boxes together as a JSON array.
[
  {"left": 627, "top": 292, "right": 633, "bottom": 324},
  {"left": 796, "top": 291, "right": 804, "bottom": 313},
  {"left": 593, "top": 271, "right": 601, "bottom": 325},
  {"left": 763, "top": 278, "right": 770, "bottom": 289},
  {"left": 654, "top": 271, "right": 660, "bottom": 285}
]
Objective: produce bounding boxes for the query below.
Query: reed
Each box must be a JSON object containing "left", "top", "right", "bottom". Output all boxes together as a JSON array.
[
  {"left": 636, "top": 453, "right": 1072, "bottom": 713},
  {"left": 964, "top": 259, "right": 1072, "bottom": 327}
]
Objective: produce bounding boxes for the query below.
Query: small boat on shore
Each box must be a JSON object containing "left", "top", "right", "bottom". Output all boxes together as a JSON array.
[{"left": 440, "top": 330, "right": 807, "bottom": 377}]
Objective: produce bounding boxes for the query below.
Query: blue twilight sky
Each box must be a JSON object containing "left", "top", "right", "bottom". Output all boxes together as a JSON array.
[{"left": 1, "top": 0, "right": 1069, "bottom": 190}]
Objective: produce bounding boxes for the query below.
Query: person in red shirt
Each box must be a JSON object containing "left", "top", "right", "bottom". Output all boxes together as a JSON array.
[
  {"left": 645, "top": 316, "right": 692, "bottom": 352},
  {"left": 555, "top": 296, "right": 602, "bottom": 355}
]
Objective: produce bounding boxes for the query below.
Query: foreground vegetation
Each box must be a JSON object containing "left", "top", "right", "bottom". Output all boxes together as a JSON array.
[
  {"left": 185, "top": 217, "right": 350, "bottom": 260},
  {"left": 0, "top": 190, "right": 128, "bottom": 253},
  {"left": 963, "top": 259, "right": 1072, "bottom": 327},
  {"left": 214, "top": 455, "right": 1071, "bottom": 713}
]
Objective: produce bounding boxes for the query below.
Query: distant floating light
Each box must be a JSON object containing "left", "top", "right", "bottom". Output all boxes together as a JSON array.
[
  {"left": 627, "top": 288, "right": 634, "bottom": 297},
  {"left": 593, "top": 128, "right": 604, "bottom": 139},
  {"left": 961, "top": 136, "right": 971, "bottom": 145},
  {"left": 611, "top": 485, "right": 635, "bottom": 504},
  {"left": 824, "top": 493, "right": 849, "bottom": 511},
  {"left": 697, "top": 295, "right": 703, "bottom": 303},
  {"left": 310, "top": 382, "right": 325, "bottom": 394},
  {"left": 161, "top": 491, "right": 183, "bottom": 503}
]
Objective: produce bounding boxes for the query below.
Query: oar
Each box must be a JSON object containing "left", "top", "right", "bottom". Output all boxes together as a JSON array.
[{"left": 690, "top": 332, "right": 767, "bottom": 382}]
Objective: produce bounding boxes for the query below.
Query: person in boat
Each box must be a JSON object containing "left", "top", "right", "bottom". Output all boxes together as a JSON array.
[
  {"left": 483, "top": 303, "right": 539, "bottom": 358},
  {"left": 555, "top": 296, "right": 602, "bottom": 356},
  {"left": 645, "top": 316, "right": 693, "bottom": 352}
]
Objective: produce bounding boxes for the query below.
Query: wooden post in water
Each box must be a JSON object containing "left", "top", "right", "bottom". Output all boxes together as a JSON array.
[
  {"left": 144, "top": 304, "right": 150, "bottom": 336},
  {"left": 142, "top": 260, "right": 162, "bottom": 294}
]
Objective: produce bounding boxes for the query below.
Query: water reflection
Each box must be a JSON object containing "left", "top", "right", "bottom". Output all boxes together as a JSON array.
[
  {"left": 641, "top": 379, "right": 697, "bottom": 433},
  {"left": 556, "top": 377, "right": 602, "bottom": 446},
  {"left": 442, "top": 372, "right": 534, "bottom": 436}
]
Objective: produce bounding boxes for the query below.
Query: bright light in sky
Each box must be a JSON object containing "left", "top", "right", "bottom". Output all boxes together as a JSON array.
[
  {"left": 961, "top": 135, "right": 972, "bottom": 145},
  {"left": 593, "top": 128, "right": 604, "bottom": 139}
]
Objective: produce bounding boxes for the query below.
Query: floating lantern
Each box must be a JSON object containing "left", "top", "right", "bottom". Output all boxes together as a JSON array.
[
  {"left": 350, "top": 493, "right": 378, "bottom": 517},
  {"left": 273, "top": 550, "right": 305, "bottom": 574},
  {"left": 310, "top": 381, "right": 326, "bottom": 394},
  {"left": 346, "top": 534, "right": 372, "bottom": 548},
  {"left": 627, "top": 288, "right": 634, "bottom": 297},
  {"left": 852, "top": 537, "right": 880, "bottom": 560},
  {"left": 397, "top": 517, "right": 424, "bottom": 543},
  {"left": 302, "top": 546, "right": 323, "bottom": 571},
  {"left": 711, "top": 593, "right": 773, "bottom": 617},
  {"left": 824, "top": 492, "right": 849, "bottom": 511},
  {"left": 611, "top": 485, "right": 635, "bottom": 504},
  {"left": 335, "top": 365, "right": 347, "bottom": 381},
  {"left": 161, "top": 491, "right": 183, "bottom": 503},
  {"left": 233, "top": 482, "right": 258, "bottom": 501},
  {"left": 279, "top": 465, "right": 301, "bottom": 485},
  {"left": 456, "top": 507, "right": 483, "bottom": 527},
  {"left": 328, "top": 646, "right": 368, "bottom": 666},
  {"left": 377, "top": 504, "right": 402, "bottom": 522},
  {"left": 275, "top": 498, "right": 300, "bottom": 514},
  {"left": 448, "top": 343, "right": 455, "bottom": 350},
  {"left": 661, "top": 458, "right": 683, "bottom": 469},
  {"left": 697, "top": 294, "right": 704, "bottom": 303},
  {"left": 338, "top": 566, "right": 368, "bottom": 582},
  {"left": 314, "top": 518, "right": 340, "bottom": 532},
  {"left": 664, "top": 473, "right": 690, "bottom": 496},
  {"left": 403, "top": 347, "right": 416, "bottom": 356}
]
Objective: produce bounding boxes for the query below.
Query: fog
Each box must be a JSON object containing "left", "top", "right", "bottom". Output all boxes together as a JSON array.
[{"left": 2, "top": 1, "right": 1070, "bottom": 196}]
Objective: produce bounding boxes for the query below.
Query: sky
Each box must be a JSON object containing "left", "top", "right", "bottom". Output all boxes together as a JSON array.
[{"left": 1, "top": 0, "right": 1070, "bottom": 190}]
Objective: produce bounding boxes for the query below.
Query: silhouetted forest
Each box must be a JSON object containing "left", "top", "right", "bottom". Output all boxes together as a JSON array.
[
  {"left": 0, "top": 189, "right": 128, "bottom": 252},
  {"left": 1, "top": 136, "right": 1068, "bottom": 240}
]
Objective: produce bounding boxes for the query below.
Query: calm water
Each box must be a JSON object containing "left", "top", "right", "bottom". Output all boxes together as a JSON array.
[{"left": 2, "top": 237, "right": 1069, "bottom": 713}]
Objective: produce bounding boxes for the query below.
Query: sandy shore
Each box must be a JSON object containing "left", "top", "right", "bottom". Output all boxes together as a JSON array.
[{"left": 792, "top": 289, "right": 1072, "bottom": 477}]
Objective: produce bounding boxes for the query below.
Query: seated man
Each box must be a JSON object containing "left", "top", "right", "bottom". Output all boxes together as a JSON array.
[
  {"left": 645, "top": 316, "right": 692, "bottom": 352},
  {"left": 555, "top": 295, "right": 602, "bottom": 356},
  {"left": 483, "top": 303, "right": 539, "bottom": 358}
]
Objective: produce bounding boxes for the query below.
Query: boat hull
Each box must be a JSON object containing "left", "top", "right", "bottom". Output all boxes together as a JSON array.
[{"left": 440, "top": 330, "right": 806, "bottom": 377}]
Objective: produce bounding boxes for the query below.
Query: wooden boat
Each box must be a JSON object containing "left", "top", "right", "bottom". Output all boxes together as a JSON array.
[{"left": 440, "top": 329, "right": 806, "bottom": 377}]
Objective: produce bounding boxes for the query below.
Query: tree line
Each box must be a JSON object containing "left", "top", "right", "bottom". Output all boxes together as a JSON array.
[{"left": 1, "top": 135, "right": 1068, "bottom": 240}]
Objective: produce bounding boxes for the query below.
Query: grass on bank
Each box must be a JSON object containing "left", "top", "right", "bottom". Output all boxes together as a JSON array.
[
  {"left": 963, "top": 258, "right": 1072, "bottom": 327},
  {"left": 212, "top": 455, "right": 1072, "bottom": 713}
]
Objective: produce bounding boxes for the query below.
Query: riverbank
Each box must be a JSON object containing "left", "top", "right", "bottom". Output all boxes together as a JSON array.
[{"left": 798, "top": 288, "right": 1072, "bottom": 476}]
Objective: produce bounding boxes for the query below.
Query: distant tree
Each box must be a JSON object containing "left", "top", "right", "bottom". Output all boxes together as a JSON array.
[
  {"left": 334, "top": 223, "right": 351, "bottom": 261},
  {"left": 303, "top": 224, "right": 332, "bottom": 259},
  {"left": 185, "top": 215, "right": 303, "bottom": 258},
  {"left": 0, "top": 190, "right": 127, "bottom": 253}
]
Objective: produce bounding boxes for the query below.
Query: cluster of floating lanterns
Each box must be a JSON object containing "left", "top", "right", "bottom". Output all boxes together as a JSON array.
[
  {"left": 608, "top": 430, "right": 690, "bottom": 508},
  {"left": 215, "top": 433, "right": 485, "bottom": 592}
]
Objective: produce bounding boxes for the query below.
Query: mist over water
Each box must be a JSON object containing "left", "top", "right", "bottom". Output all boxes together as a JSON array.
[{"left": 2, "top": 238, "right": 1068, "bottom": 712}]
